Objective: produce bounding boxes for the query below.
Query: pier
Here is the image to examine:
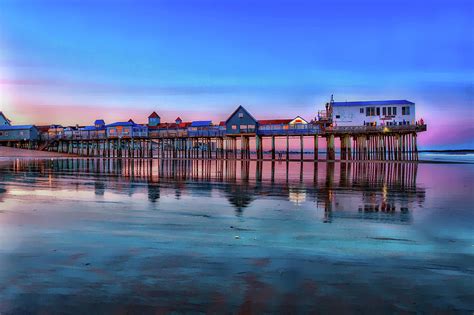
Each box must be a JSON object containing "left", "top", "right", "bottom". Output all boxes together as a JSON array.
[{"left": 0, "top": 100, "right": 427, "bottom": 161}]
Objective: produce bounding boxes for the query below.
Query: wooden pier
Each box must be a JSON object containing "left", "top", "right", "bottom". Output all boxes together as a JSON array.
[
  {"left": 6, "top": 124, "right": 427, "bottom": 161},
  {"left": 0, "top": 101, "right": 427, "bottom": 161}
]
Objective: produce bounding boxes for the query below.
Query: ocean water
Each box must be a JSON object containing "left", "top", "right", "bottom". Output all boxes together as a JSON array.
[{"left": 0, "top": 158, "right": 472, "bottom": 313}]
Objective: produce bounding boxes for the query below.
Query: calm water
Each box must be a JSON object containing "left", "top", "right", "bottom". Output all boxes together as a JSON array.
[{"left": 0, "top": 158, "right": 473, "bottom": 313}]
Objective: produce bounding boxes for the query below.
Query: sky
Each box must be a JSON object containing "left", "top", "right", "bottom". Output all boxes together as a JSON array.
[{"left": 0, "top": 0, "right": 472, "bottom": 149}]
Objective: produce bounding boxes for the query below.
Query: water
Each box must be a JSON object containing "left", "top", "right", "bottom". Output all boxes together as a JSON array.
[{"left": 0, "top": 158, "right": 473, "bottom": 313}]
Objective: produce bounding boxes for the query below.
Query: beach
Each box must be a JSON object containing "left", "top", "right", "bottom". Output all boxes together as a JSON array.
[
  {"left": 0, "top": 146, "right": 74, "bottom": 158},
  {"left": 0, "top": 158, "right": 472, "bottom": 313}
]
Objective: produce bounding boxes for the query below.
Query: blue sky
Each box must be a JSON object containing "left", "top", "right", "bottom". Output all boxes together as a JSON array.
[{"left": 0, "top": 0, "right": 473, "bottom": 148}]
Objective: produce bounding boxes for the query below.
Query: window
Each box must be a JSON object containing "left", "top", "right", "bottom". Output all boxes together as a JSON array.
[
  {"left": 388, "top": 107, "right": 392, "bottom": 115},
  {"left": 110, "top": 128, "right": 116, "bottom": 134},
  {"left": 335, "top": 115, "right": 340, "bottom": 119},
  {"left": 393, "top": 107, "right": 397, "bottom": 115},
  {"left": 248, "top": 124, "right": 255, "bottom": 130},
  {"left": 376, "top": 107, "right": 380, "bottom": 116},
  {"left": 238, "top": 112, "right": 244, "bottom": 118},
  {"left": 383, "top": 107, "right": 386, "bottom": 116},
  {"left": 360, "top": 108, "right": 364, "bottom": 114},
  {"left": 402, "top": 106, "right": 410, "bottom": 115},
  {"left": 0, "top": 132, "right": 3, "bottom": 136},
  {"left": 240, "top": 125, "right": 248, "bottom": 131},
  {"left": 366, "top": 107, "right": 370, "bottom": 116},
  {"left": 231, "top": 125, "right": 237, "bottom": 130}
]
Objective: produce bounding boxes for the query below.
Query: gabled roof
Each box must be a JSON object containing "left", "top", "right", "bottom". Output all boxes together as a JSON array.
[
  {"left": 94, "top": 119, "right": 105, "bottom": 125},
  {"left": 289, "top": 116, "right": 308, "bottom": 124},
  {"left": 225, "top": 105, "right": 258, "bottom": 124},
  {"left": 331, "top": 100, "right": 414, "bottom": 107},
  {"left": 0, "top": 125, "right": 37, "bottom": 131},
  {"left": 258, "top": 119, "right": 292, "bottom": 125},
  {"left": 175, "top": 116, "right": 182, "bottom": 121},
  {"left": 0, "top": 112, "right": 11, "bottom": 124},
  {"left": 219, "top": 121, "right": 226, "bottom": 126},
  {"left": 191, "top": 120, "right": 212, "bottom": 127},
  {"left": 148, "top": 111, "right": 160, "bottom": 118}
]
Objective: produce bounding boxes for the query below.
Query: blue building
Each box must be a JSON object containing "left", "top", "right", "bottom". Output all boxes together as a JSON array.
[
  {"left": 225, "top": 105, "right": 258, "bottom": 135},
  {"left": 0, "top": 125, "right": 40, "bottom": 142},
  {"left": 94, "top": 119, "right": 106, "bottom": 128},
  {"left": 0, "top": 112, "right": 11, "bottom": 126},
  {"left": 188, "top": 121, "right": 223, "bottom": 137},
  {"left": 148, "top": 112, "right": 160, "bottom": 127},
  {"left": 106, "top": 121, "right": 148, "bottom": 138}
]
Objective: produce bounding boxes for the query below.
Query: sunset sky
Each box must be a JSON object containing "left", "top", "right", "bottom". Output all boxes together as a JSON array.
[{"left": 0, "top": 0, "right": 472, "bottom": 149}]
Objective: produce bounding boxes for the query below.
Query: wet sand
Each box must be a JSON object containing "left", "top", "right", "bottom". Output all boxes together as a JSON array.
[
  {"left": 0, "top": 146, "right": 74, "bottom": 158},
  {"left": 0, "top": 158, "right": 472, "bottom": 313}
]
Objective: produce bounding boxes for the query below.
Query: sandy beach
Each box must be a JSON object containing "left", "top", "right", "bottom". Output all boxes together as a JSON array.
[{"left": 0, "top": 146, "right": 75, "bottom": 158}]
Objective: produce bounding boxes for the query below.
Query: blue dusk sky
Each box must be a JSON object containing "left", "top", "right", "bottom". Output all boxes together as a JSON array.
[{"left": 0, "top": 0, "right": 472, "bottom": 149}]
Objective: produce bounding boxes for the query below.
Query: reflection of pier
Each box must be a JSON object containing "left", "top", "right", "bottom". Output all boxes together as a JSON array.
[{"left": 2, "top": 159, "right": 425, "bottom": 223}]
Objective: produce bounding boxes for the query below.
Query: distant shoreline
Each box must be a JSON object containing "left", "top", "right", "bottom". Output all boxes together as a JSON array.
[{"left": 419, "top": 149, "right": 474, "bottom": 154}]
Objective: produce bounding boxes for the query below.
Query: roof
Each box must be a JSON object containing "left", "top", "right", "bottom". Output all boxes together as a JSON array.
[
  {"left": 0, "top": 112, "right": 11, "bottom": 124},
  {"left": 331, "top": 100, "right": 414, "bottom": 107},
  {"left": 94, "top": 119, "right": 105, "bottom": 125},
  {"left": 36, "top": 125, "right": 50, "bottom": 132},
  {"left": 191, "top": 120, "right": 212, "bottom": 127},
  {"left": 82, "top": 126, "right": 104, "bottom": 131},
  {"left": 148, "top": 111, "right": 160, "bottom": 118},
  {"left": 219, "top": 121, "right": 226, "bottom": 126},
  {"left": 106, "top": 121, "right": 135, "bottom": 127},
  {"left": 225, "top": 105, "right": 258, "bottom": 124},
  {"left": 179, "top": 122, "right": 191, "bottom": 128},
  {"left": 290, "top": 116, "right": 308, "bottom": 124},
  {"left": 0, "top": 125, "right": 37, "bottom": 131},
  {"left": 175, "top": 117, "right": 182, "bottom": 121},
  {"left": 258, "top": 119, "right": 292, "bottom": 125}
]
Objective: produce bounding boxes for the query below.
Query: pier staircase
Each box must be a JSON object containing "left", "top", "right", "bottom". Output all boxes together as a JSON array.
[{"left": 38, "top": 140, "right": 56, "bottom": 151}]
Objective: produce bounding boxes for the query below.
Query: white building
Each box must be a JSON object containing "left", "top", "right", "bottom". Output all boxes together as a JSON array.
[{"left": 329, "top": 99, "right": 416, "bottom": 127}]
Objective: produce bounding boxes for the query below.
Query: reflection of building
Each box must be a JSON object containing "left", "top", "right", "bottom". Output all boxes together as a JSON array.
[
  {"left": 289, "top": 187, "right": 306, "bottom": 205},
  {"left": 1, "top": 158, "right": 425, "bottom": 222},
  {"left": 224, "top": 185, "right": 255, "bottom": 215},
  {"left": 319, "top": 162, "right": 423, "bottom": 224}
]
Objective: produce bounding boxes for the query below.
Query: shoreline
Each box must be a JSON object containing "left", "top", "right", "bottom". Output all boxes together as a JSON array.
[{"left": 1, "top": 147, "right": 472, "bottom": 164}]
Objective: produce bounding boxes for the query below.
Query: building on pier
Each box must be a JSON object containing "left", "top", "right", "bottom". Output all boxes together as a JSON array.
[
  {"left": 0, "top": 112, "right": 12, "bottom": 126},
  {"left": 225, "top": 105, "right": 258, "bottom": 135},
  {"left": 326, "top": 97, "right": 416, "bottom": 127},
  {"left": 106, "top": 121, "right": 148, "bottom": 138},
  {"left": 148, "top": 112, "right": 160, "bottom": 126},
  {"left": 0, "top": 125, "right": 40, "bottom": 142},
  {"left": 79, "top": 120, "right": 107, "bottom": 139}
]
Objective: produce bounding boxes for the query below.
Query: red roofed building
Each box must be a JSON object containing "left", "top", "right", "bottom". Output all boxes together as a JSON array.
[{"left": 148, "top": 112, "right": 161, "bottom": 126}]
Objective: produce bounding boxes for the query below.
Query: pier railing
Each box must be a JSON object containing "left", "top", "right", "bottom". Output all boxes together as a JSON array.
[
  {"left": 257, "top": 124, "right": 321, "bottom": 136},
  {"left": 328, "top": 124, "right": 427, "bottom": 135}
]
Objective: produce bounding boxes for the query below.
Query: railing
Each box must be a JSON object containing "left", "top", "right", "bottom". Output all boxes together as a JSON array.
[
  {"left": 188, "top": 129, "right": 225, "bottom": 137},
  {"left": 329, "top": 124, "right": 427, "bottom": 134},
  {"left": 34, "top": 124, "right": 426, "bottom": 141},
  {"left": 257, "top": 124, "right": 321, "bottom": 136}
]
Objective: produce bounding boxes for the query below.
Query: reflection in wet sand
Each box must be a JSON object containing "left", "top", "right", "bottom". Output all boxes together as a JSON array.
[
  {"left": 2, "top": 159, "right": 425, "bottom": 224},
  {"left": 0, "top": 158, "right": 472, "bottom": 313}
]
